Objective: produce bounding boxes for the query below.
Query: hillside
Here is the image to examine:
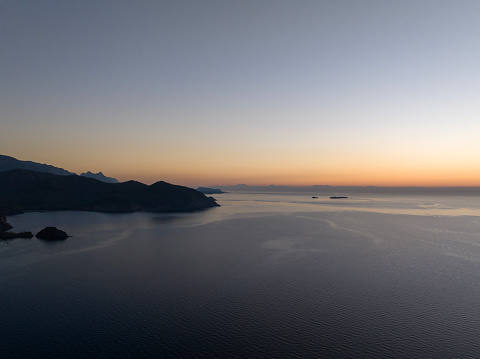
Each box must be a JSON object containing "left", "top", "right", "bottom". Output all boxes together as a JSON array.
[{"left": 0, "top": 169, "right": 219, "bottom": 214}]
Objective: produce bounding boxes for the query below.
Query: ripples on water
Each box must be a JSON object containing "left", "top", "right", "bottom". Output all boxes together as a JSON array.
[{"left": 2, "top": 193, "right": 480, "bottom": 358}]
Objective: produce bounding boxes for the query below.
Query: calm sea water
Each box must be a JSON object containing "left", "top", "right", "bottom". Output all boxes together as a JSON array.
[{"left": 2, "top": 193, "right": 480, "bottom": 358}]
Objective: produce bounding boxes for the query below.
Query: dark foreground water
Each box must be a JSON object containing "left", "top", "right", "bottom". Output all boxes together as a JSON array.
[{"left": 2, "top": 193, "right": 480, "bottom": 358}]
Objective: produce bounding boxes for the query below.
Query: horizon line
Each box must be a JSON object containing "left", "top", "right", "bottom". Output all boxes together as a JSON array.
[{"left": 210, "top": 184, "right": 480, "bottom": 189}]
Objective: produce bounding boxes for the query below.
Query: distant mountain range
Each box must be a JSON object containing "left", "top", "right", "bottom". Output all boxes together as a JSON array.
[
  {"left": 0, "top": 169, "right": 219, "bottom": 215},
  {"left": 196, "top": 187, "right": 226, "bottom": 194},
  {"left": 79, "top": 171, "right": 118, "bottom": 183},
  {"left": 213, "top": 184, "right": 480, "bottom": 195},
  {"left": 0, "top": 154, "right": 119, "bottom": 183}
]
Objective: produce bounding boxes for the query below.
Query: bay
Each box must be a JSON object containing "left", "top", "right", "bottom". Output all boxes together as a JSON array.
[{"left": 2, "top": 193, "right": 480, "bottom": 358}]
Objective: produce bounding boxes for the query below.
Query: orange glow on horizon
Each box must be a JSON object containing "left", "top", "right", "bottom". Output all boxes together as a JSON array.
[
  {"left": 6, "top": 141, "right": 480, "bottom": 188},
  {"left": 117, "top": 166, "right": 480, "bottom": 188}
]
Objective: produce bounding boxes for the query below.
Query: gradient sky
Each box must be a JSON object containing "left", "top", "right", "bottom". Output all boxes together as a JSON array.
[{"left": 1, "top": 1, "right": 479, "bottom": 187}]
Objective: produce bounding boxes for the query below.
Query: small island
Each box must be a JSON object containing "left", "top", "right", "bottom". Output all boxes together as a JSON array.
[
  {"left": 36, "top": 227, "right": 69, "bottom": 240},
  {"left": 1, "top": 215, "right": 70, "bottom": 241},
  {"left": 330, "top": 196, "right": 348, "bottom": 199}
]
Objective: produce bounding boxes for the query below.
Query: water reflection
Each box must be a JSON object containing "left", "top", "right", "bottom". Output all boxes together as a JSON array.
[
  {"left": 213, "top": 192, "right": 480, "bottom": 217},
  {"left": 2, "top": 192, "right": 480, "bottom": 358}
]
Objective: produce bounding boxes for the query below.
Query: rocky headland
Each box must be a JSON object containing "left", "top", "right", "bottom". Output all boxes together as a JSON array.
[
  {"left": 0, "top": 215, "right": 12, "bottom": 231},
  {"left": 0, "top": 215, "right": 33, "bottom": 240}
]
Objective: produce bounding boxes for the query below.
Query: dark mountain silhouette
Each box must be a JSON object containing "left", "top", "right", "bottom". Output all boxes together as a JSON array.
[
  {"left": 0, "top": 154, "right": 119, "bottom": 183},
  {"left": 0, "top": 169, "right": 219, "bottom": 214},
  {"left": 80, "top": 171, "right": 119, "bottom": 183},
  {"left": 0, "top": 154, "right": 74, "bottom": 176}
]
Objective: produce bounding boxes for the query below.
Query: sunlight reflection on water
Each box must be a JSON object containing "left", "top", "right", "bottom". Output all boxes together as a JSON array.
[{"left": 169, "top": 192, "right": 480, "bottom": 227}]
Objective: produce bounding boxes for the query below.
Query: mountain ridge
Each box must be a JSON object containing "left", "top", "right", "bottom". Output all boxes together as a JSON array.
[
  {"left": 80, "top": 171, "right": 119, "bottom": 183},
  {"left": 0, "top": 154, "right": 119, "bottom": 183}
]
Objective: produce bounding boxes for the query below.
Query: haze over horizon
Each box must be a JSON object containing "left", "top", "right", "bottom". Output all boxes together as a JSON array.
[{"left": 2, "top": 1, "right": 479, "bottom": 188}]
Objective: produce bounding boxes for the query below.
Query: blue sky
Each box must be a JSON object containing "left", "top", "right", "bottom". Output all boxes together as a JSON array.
[{"left": 1, "top": 1, "right": 479, "bottom": 186}]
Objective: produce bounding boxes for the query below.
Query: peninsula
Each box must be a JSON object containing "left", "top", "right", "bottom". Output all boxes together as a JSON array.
[{"left": 0, "top": 169, "right": 219, "bottom": 214}]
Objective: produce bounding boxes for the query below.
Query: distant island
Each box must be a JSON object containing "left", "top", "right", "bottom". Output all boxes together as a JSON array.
[
  {"left": 196, "top": 187, "right": 226, "bottom": 194},
  {"left": 0, "top": 154, "right": 119, "bottom": 183},
  {"left": 212, "top": 184, "right": 480, "bottom": 195},
  {"left": 0, "top": 169, "right": 219, "bottom": 214}
]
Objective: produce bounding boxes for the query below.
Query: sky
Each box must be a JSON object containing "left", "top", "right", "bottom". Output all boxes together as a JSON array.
[{"left": 1, "top": 0, "right": 480, "bottom": 187}]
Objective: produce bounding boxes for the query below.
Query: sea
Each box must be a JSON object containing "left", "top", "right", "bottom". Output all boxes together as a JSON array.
[{"left": 2, "top": 192, "right": 480, "bottom": 358}]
